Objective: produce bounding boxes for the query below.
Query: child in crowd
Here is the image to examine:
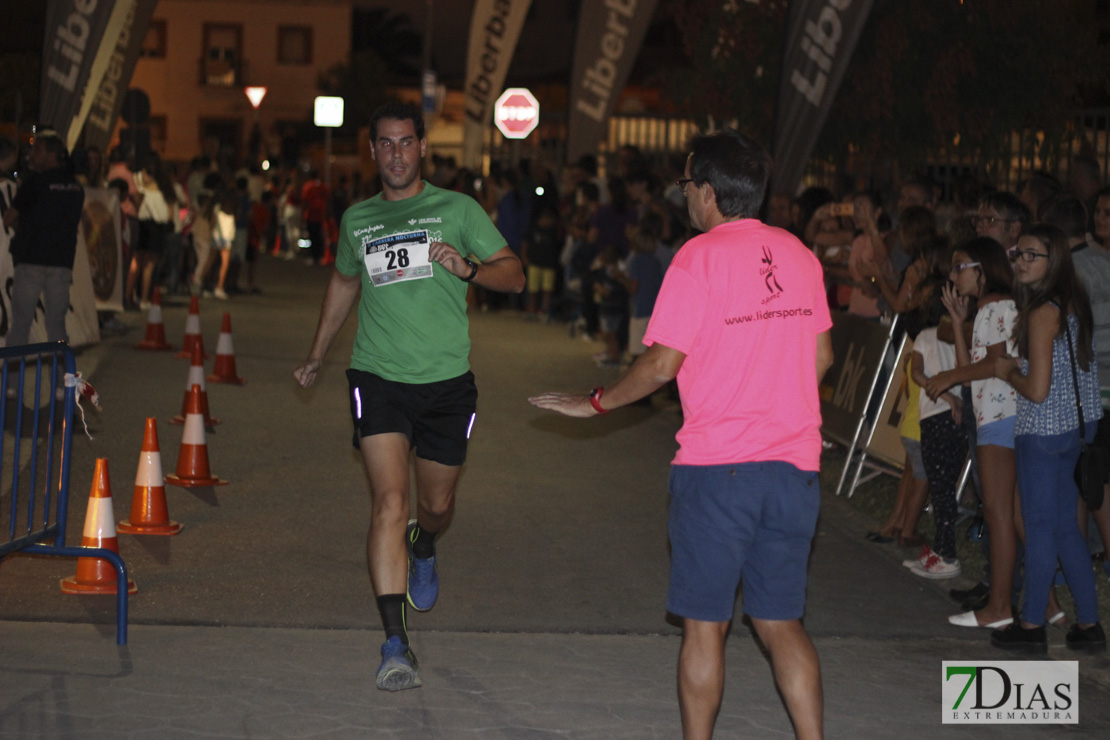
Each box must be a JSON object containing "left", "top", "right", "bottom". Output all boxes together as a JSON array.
[
  {"left": 991, "top": 225, "right": 1105, "bottom": 652},
  {"left": 214, "top": 192, "right": 237, "bottom": 299},
  {"left": 521, "top": 205, "right": 561, "bottom": 320},
  {"left": 908, "top": 298, "right": 969, "bottom": 579},
  {"left": 869, "top": 354, "right": 929, "bottom": 548}
]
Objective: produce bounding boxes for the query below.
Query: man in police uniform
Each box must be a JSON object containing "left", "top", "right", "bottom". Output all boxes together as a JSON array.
[
  {"left": 294, "top": 102, "right": 523, "bottom": 691},
  {"left": 2, "top": 126, "right": 84, "bottom": 350}
]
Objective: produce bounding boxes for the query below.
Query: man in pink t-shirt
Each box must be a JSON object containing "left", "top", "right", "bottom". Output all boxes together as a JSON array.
[{"left": 531, "top": 129, "right": 833, "bottom": 740}]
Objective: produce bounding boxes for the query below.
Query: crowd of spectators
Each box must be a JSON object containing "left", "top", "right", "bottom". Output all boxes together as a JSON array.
[
  {"left": 797, "top": 159, "right": 1110, "bottom": 651},
  {"left": 76, "top": 147, "right": 353, "bottom": 308},
  {"left": 437, "top": 146, "right": 692, "bottom": 372}
]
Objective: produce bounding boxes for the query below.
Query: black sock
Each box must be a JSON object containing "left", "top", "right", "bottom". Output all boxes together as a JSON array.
[
  {"left": 409, "top": 524, "right": 438, "bottom": 560},
  {"left": 377, "top": 594, "right": 408, "bottom": 643}
]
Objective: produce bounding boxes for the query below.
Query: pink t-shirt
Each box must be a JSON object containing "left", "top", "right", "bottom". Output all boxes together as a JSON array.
[{"left": 644, "top": 219, "right": 832, "bottom": 470}]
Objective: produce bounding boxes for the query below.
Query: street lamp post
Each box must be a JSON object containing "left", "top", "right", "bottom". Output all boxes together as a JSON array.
[
  {"left": 313, "top": 96, "right": 344, "bottom": 188},
  {"left": 422, "top": 0, "right": 436, "bottom": 117},
  {"left": 244, "top": 87, "right": 267, "bottom": 165}
]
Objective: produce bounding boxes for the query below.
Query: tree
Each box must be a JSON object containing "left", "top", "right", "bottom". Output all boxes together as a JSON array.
[
  {"left": 350, "top": 7, "right": 423, "bottom": 80},
  {"left": 664, "top": 0, "right": 1110, "bottom": 176},
  {"left": 317, "top": 49, "right": 393, "bottom": 137},
  {"left": 665, "top": 0, "right": 787, "bottom": 143},
  {"left": 828, "top": 0, "right": 1110, "bottom": 169},
  {"left": 317, "top": 9, "right": 422, "bottom": 137}
]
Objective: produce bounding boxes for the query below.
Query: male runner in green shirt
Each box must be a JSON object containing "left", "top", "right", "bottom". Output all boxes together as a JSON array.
[{"left": 294, "top": 102, "right": 524, "bottom": 691}]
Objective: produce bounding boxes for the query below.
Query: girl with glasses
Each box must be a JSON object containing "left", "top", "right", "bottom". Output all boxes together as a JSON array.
[
  {"left": 924, "top": 238, "right": 1041, "bottom": 630},
  {"left": 989, "top": 224, "right": 1106, "bottom": 652}
]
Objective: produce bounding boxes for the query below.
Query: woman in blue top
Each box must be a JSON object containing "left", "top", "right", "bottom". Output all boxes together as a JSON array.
[{"left": 992, "top": 224, "right": 1106, "bottom": 653}]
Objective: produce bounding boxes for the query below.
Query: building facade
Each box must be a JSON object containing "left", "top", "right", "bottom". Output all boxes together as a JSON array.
[{"left": 130, "top": 0, "right": 351, "bottom": 165}]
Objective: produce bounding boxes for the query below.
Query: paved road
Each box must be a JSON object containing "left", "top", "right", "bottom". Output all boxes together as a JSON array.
[{"left": 2, "top": 256, "right": 1109, "bottom": 738}]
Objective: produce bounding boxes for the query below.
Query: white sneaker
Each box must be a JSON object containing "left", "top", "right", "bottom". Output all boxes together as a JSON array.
[
  {"left": 213, "top": 288, "right": 228, "bottom": 300},
  {"left": 912, "top": 555, "right": 961, "bottom": 580},
  {"left": 902, "top": 545, "right": 933, "bottom": 569}
]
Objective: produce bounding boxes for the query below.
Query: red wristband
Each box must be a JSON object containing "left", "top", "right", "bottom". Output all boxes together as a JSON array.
[{"left": 588, "top": 386, "right": 609, "bottom": 414}]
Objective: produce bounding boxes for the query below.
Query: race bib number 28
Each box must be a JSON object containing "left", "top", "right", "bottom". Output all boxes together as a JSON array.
[{"left": 363, "top": 230, "right": 433, "bottom": 287}]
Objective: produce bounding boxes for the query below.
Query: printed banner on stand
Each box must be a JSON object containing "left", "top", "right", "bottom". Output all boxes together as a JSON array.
[
  {"left": 68, "top": 196, "right": 101, "bottom": 347},
  {"left": 461, "top": 0, "right": 534, "bottom": 169},
  {"left": 770, "top": 0, "right": 875, "bottom": 195},
  {"left": 862, "top": 334, "right": 911, "bottom": 470},
  {"left": 818, "top": 311, "right": 891, "bottom": 446},
  {"left": 82, "top": 0, "right": 159, "bottom": 154},
  {"left": 81, "top": 187, "right": 124, "bottom": 313},
  {"left": 565, "top": 0, "right": 660, "bottom": 164},
  {"left": 40, "top": 0, "right": 134, "bottom": 151}
]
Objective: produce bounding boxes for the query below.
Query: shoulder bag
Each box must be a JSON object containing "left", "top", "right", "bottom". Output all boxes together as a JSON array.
[{"left": 1065, "top": 319, "right": 1107, "bottom": 510}]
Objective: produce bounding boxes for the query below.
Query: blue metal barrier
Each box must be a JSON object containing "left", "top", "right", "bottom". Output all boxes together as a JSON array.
[{"left": 0, "top": 342, "right": 128, "bottom": 644}]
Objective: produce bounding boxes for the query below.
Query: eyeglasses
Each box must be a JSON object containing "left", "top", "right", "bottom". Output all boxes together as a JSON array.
[
  {"left": 675, "top": 178, "right": 694, "bottom": 195},
  {"left": 973, "top": 215, "right": 1014, "bottom": 227},
  {"left": 950, "top": 261, "right": 981, "bottom": 274},
  {"left": 1008, "top": 248, "right": 1049, "bottom": 263}
]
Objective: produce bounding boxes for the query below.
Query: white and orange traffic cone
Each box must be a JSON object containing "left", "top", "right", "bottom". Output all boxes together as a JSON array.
[
  {"left": 175, "top": 295, "right": 208, "bottom": 359},
  {"left": 165, "top": 384, "right": 228, "bottom": 488},
  {"left": 134, "top": 287, "right": 173, "bottom": 351},
  {"left": 171, "top": 341, "right": 220, "bottom": 428},
  {"left": 61, "top": 458, "right": 139, "bottom": 594},
  {"left": 118, "top": 418, "right": 182, "bottom": 535},
  {"left": 207, "top": 312, "right": 246, "bottom": 385}
]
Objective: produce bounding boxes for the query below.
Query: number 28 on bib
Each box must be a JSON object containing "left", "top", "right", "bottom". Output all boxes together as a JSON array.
[{"left": 364, "top": 230, "right": 434, "bottom": 287}]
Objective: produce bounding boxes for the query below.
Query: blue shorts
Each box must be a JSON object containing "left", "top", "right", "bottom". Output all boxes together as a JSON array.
[
  {"left": 667, "top": 461, "right": 821, "bottom": 623},
  {"left": 977, "top": 416, "right": 1016, "bottom": 449}
]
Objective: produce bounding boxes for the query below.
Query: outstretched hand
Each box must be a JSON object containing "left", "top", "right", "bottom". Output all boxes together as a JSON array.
[{"left": 528, "top": 392, "right": 596, "bottom": 418}]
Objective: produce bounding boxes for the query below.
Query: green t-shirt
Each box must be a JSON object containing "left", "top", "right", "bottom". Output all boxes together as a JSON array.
[{"left": 336, "top": 182, "right": 506, "bottom": 383}]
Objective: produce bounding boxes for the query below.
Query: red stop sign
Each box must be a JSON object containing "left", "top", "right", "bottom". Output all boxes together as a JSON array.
[{"left": 494, "top": 88, "right": 539, "bottom": 139}]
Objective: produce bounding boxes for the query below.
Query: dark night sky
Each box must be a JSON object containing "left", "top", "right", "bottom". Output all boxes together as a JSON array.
[{"left": 1, "top": 3, "right": 45, "bottom": 52}]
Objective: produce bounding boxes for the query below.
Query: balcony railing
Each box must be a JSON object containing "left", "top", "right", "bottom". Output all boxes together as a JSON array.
[{"left": 199, "top": 57, "right": 250, "bottom": 87}]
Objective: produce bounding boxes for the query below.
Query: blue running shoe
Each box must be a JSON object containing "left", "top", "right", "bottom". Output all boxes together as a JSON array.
[
  {"left": 376, "top": 636, "right": 421, "bottom": 691},
  {"left": 406, "top": 519, "right": 439, "bottom": 611}
]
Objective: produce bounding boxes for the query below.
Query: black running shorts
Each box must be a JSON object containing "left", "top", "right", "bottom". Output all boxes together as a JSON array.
[{"left": 346, "top": 369, "right": 477, "bottom": 467}]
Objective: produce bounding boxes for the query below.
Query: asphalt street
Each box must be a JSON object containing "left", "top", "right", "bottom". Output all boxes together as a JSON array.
[{"left": 1, "top": 255, "right": 1109, "bottom": 738}]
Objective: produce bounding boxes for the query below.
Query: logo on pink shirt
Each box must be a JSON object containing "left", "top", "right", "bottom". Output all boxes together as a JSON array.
[{"left": 760, "top": 245, "right": 784, "bottom": 303}]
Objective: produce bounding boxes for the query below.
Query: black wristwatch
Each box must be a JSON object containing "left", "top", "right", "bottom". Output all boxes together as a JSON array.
[{"left": 461, "top": 258, "right": 479, "bottom": 282}]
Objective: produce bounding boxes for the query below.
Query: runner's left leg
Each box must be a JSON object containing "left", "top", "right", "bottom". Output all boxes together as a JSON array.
[{"left": 414, "top": 456, "right": 462, "bottom": 535}]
